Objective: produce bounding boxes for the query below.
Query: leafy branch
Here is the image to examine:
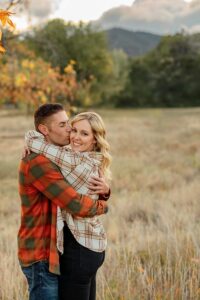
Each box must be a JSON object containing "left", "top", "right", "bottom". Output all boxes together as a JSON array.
[
  {"left": 0, "top": 0, "right": 21, "bottom": 53},
  {"left": 6, "top": 0, "right": 23, "bottom": 10}
]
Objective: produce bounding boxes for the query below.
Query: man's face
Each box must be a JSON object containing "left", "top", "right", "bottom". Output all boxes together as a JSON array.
[{"left": 44, "top": 110, "right": 71, "bottom": 146}]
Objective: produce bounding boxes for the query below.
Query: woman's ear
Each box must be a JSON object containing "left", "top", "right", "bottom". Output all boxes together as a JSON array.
[
  {"left": 38, "top": 124, "right": 49, "bottom": 136},
  {"left": 93, "top": 140, "right": 97, "bottom": 148},
  {"left": 93, "top": 139, "right": 98, "bottom": 150}
]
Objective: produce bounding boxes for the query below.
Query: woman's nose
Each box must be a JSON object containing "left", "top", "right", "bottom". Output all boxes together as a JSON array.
[{"left": 73, "top": 132, "right": 81, "bottom": 140}]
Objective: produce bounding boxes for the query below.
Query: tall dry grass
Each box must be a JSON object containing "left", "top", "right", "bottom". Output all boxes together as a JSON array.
[{"left": 1, "top": 108, "right": 200, "bottom": 299}]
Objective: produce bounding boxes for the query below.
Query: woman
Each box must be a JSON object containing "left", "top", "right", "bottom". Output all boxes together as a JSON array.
[{"left": 25, "top": 111, "right": 112, "bottom": 300}]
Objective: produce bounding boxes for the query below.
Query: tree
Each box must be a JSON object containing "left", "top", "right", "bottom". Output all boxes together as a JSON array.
[
  {"left": 25, "top": 19, "right": 113, "bottom": 105},
  {"left": 148, "top": 34, "right": 200, "bottom": 107},
  {"left": 0, "top": 40, "right": 79, "bottom": 112},
  {"left": 104, "top": 49, "right": 129, "bottom": 106},
  {"left": 116, "top": 33, "right": 200, "bottom": 108}
]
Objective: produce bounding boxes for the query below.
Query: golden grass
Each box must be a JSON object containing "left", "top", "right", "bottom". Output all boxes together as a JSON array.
[{"left": 1, "top": 108, "right": 200, "bottom": 300}]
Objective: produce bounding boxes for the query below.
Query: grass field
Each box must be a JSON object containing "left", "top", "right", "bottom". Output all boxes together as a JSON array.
[{"left": 1, "top": 108, "right": 200, "bottom": 300}]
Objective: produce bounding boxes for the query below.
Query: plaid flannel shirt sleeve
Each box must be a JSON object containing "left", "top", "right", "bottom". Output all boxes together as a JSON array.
[
  {"left": 28, "top": 154, "right": 108, "bottom": 217},
  {"left": 25, "top": 130, "right": 79, "bottom": 173}
]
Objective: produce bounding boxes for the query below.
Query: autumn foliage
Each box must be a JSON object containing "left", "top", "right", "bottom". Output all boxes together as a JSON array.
[
  {"left": 0, "top": 47, "right": 78, "bottom": 112},
  {"left": 0, "top": 9, "right": 15, "bottom": 53},
  {"left": 0, "top": 18, "right": 116, "bottom": 111}
]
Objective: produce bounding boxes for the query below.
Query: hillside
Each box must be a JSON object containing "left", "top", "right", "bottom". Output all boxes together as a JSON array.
[{"left": 105, "top": 27, "right": 162, "bottom": 56}]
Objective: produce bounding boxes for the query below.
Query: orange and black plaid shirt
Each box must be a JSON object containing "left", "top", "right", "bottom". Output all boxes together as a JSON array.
[{"left": 18, "top": 153, "right": 108, "bottom": 275}]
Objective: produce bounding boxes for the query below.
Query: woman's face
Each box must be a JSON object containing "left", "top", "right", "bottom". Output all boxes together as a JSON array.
[{"left": 70, "top": 119, "right": 96, "bottom": 152}]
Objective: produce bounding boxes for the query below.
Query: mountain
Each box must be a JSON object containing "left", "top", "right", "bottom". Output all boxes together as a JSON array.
[{"left": 105, "top": 28, "right": 162, "bottom": 57}]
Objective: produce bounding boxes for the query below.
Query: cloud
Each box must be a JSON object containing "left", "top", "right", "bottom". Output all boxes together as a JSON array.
[
  {"left": 180, "top": 0, "right": 200, "bottom": 27},
  {"left": 27, "top": 0, "right": 59, "bottom": 20},
  {"left": 0, "top": 0, "right": 59, "bottom": 20},
  {"left": 93, "top": 0, "right": 200, "bottom": 35}
]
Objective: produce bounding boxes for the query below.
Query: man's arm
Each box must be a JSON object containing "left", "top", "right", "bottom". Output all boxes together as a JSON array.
[
  {"left": 26, "top": 130, "right": 109, "bottom": 197},
  {"left": 28, "top": 154, "right": 108, "bottom": 217}
]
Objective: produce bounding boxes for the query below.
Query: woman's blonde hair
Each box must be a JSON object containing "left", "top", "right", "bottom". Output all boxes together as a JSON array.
[{"left": 70, "top": 112, "right": 112, "bottom": 180}]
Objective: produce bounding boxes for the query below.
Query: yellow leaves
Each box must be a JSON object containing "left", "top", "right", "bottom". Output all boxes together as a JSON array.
[
  {"left": 0, "top": 51, "right": 80, "bottom": 110},
  {"left": 64, "top": 60, "right": 76, "bottom": 74},
  {"left": 0, "top": 9, "right": 15, "bottom": 53},
  {"left": 0, "top": 10, "right": 15, "bottom": 28},
  {"left": 15, "top": 73, "right": 28, "bottom": 87},
  {"left": 69, "top": 59, "right": 76, "bottom": 65},
  {"left": 0, "top": 44, "right": 5, "bottom": 53},
  {"left": 22, "top": 59, "right": 35, "bottom": 70},
  {"left": 64, "top": 64, "right": 74, "bottom": 74},
  {"left": 37, "top": 91, "right": 47, "bottom": 104}
]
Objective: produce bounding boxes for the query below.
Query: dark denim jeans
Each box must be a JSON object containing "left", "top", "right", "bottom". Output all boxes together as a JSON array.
[
  {"left": 59, "top": 225, "right": 105, "bottom": 300},
  {"left": 21, "top": 261, "right": 58, "bottom": 300}
]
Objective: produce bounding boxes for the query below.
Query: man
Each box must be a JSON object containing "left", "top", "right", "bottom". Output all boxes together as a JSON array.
[{"left": 18, "top": 103, "right": 110, "bottom": 300}]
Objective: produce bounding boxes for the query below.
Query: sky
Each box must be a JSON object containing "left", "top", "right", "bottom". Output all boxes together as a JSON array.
[
  {"left": 10, "top": 0, "right": 135, "bottom": 30},
  {"left": 1, "top": 0, "right": 195, "bottom": 34},
  {"left": 53, "top": 0, "right": 135, "bottom": 22},
  {"left": 55, "top": 0, "right": 193, "bottom": 22}
]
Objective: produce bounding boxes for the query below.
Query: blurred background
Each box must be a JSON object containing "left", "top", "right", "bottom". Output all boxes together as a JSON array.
[
  {"left": 0, "top": 0, "right": 199, "bottom": 111},
  {"left": 1, "top": 1, "right": 200, "bottom": 299}
]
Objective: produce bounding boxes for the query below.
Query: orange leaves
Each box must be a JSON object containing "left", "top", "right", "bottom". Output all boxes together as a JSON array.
[
  {"left": 22, "top": 59, "right": 35, "bottom": 70},
  {"left": 0, "top": 55, "right": 79, "bottom": 110},
  {"left": 64, "top": 61, "right": 76, "bottom": 74},
  {"left": 0, "top": 44, "right": 6, "bottom": 53},
  {"left": 0, "top": 9, "right": 15, "bottom": 53},
  {"left": 64, "top": 64, "right": 74, "bottom": 74},
  {"left": 0, "top": 10, "right": 15, "bottom": 28}
]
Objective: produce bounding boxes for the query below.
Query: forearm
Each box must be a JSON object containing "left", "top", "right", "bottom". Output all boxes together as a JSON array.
[
  {"left": 25, "top": 130, "right": 74, "bottom": 172},
  {"left": 30, "top": 154, "right": 108, "bottom": 217},
  {"left": 65, "top": 196, "right": 108, "bottom": 217}
]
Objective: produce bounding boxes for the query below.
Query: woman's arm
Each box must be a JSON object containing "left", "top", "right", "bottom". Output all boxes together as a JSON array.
[{"left": 25, "top": 130, "right": 79, "bottom": 173}]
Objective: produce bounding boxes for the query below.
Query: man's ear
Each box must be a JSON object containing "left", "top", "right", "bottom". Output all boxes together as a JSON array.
[{"left": 38, "top": 124, "right": 49, "bottom": 136}]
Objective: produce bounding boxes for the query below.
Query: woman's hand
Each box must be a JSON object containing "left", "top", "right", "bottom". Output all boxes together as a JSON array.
[
  {"left": 87, "top": 170, "right": 110, "bottom": 196},
  {"left": 22, "top": 145, "right": 31, "bottom": 158}
]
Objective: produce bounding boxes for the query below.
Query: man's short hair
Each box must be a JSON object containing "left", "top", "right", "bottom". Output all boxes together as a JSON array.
[{"left": 34, "top": 103, "right": 64, "bottom": 131}]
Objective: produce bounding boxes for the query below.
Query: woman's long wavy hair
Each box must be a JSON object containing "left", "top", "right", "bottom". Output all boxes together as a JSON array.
[{"left": 70, "top": 112, "right": 112, "bottom": 180}]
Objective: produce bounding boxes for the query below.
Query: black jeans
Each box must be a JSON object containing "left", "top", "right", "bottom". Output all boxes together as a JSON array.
[{"left": 59, "top": 224, "right": 105, "bottom": 300}]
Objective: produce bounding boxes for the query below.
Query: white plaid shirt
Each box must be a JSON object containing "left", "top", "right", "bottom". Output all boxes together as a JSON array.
[{"left": 25, "top": 130, "right": 107, "bottom": 253}]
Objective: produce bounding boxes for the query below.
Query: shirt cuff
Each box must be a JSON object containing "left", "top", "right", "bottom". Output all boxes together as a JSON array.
[{"left": 99, "top": 189, "right": 111, "bottom": 201}]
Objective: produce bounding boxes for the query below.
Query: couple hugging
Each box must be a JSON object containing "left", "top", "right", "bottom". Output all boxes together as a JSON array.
[{"left": 18, "top": 103, "right": 111, "bottom": 300}]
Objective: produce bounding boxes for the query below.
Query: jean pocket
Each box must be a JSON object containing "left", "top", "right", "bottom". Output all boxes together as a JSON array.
[{"left": 21, "top": 265, "right": 33, "bottom": 290}]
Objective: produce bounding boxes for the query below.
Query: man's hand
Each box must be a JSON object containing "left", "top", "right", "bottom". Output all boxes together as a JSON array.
[
  {"left": 22, "top": 145, "right": 31, "bottom": 158},
  {"left": 87, "top": 170, "right": 110, "bottom": 195}
]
